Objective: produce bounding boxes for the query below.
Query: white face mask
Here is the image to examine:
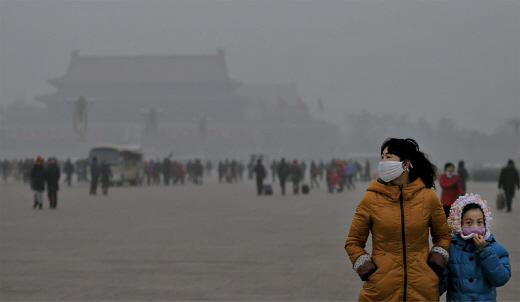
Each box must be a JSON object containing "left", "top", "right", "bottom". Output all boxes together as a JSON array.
[{"left": 378, "top": 161, "right": 406, "bottom": 182}]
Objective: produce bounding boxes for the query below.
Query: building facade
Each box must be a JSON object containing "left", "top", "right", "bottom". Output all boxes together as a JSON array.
[{"left": 1, "top": 49, "right": 340, "bottom": 160}]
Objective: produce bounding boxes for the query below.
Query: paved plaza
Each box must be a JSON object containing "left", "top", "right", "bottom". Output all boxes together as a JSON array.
[{"left": 1, "top": 178, "right": 518, "bottom": 301}]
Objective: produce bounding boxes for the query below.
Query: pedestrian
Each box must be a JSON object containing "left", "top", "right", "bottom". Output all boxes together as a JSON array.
[
  {"left": 309, "top": 161, "right": 320, "bottom": 189},
  {"left": 440, "top": 162, "right": 464, "bottom": 218},
  {"left": 345, "top": 160, "right": 357, "bottom": 190},
  {"left": 253, "top": 159, "right": 266, "bottom": 195},
  {"left": 363, "top": 160, "right": 371, "bottom": 181},
  {"left": 318, "top": 160, "right": 325, "bottom": 181},
  {"left": 63, "top": 158, "right": 74, "bottom": 186},
  {"left": 326, "top": 161, "right": 342, "bottom": 193},
  {"left": 336, "top": 160, "right": 346, "bottom": 192},
  {"left": 76, "top": 159, "right": 87, "bottom": 182},
  {"left": 1, "top": 159, "right": 11, "bottom": 182},
  {"left": 290, "top": 160, "right": 302, "bottom": 194},
  {"left": 153, "top": 158, "right": 161, "bottom": 185},
  {"left": 440, "top": 193, "right": 511, "bottom": 301},
  {"left": 270, "top": 160, "right": 278, "bottom": 183},
  {"left": 45, "top": 157, "right": 60, "bottom": 209},
  {"left": 237, "top": 161, "right": 244, "bottom": 181},
  {"left": 498, "top": 159, "right": 519, "bottom": 212},
  {"left": 172, "top": 160, "right": 185, "bottom": 185},
  {"left": 224, "top": 160, "right": 233, "bottom": 183},
  {"left": 30, "top": 156, "right": 45, "bottom": 209},
  {"left": 345, "top": 138, "right": 451, "bottom": 302},
  {"left": 144, "top": 160, "right": 153, "bottom": 185},
  {"left": 100, "top": 160, "right": 112, "bottom": 195},
  {"left": 299, "top": 160, "right": 306, "bottom": 182},
  {"left": 162, "top": 157, "right": 171, "bottom": 185},
  {"left": 89, "top": 157, "right": 100, "bottom": 195},
  {"left": 457, "top": 160, "right": 469, "bottom": 194},
  {"left": 277, "top": 158, "right": 290, "bottom": 195},
  {"left": 192, "top": 159, "right": 203, "bottom": 184}
]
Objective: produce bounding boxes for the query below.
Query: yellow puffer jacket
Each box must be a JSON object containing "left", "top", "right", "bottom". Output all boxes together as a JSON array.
[{"left": 345, "top": 178, "right": 451, "bottom": 302}]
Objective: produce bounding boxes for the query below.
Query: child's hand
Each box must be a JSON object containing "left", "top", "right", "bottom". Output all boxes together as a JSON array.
[{"left": 473, "top": 235, "right": 486, "bottom": 249}]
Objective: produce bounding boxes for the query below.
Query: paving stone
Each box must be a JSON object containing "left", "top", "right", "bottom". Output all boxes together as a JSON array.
[{"left": 1, "top": 179, "right": 518, "bottom": 301}]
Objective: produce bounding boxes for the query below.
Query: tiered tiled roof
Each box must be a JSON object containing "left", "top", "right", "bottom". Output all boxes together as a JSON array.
[{"left": 49, "top": 49, "right": 231, "bottom": 86}]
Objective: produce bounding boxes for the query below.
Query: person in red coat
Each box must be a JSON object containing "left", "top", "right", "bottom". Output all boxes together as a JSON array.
[{"left": 440, "top": 162, "right": 464, "bottom": 218}]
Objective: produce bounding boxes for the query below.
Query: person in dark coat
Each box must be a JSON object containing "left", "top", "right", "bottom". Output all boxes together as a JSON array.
[
  {"left": 153, "top": 158, "right": 162, "bottom": 185},
  {"left": 162, "top": 157, "right": 172, "bottom": 185},
  {"left": 30, "top": 156, "right": 45, "bottom": 209},
  {"left": 253, "top": 159, "right": 266, "bottom": 195},
  {"left": 1, "top": 159, "right": 11, "bottom": 182},
  {"left": 457, "top": 160, "right": 469, "bottom": 194},
  {"left": 192, "top": 159, "right": 204, "bottom": 184},
  {"left": 218, "top": 160, "right": 225, "bottom": 183},
  {"left": 100, "top": 160, "right": 112, "bottom": 195},
  {"left": 498, "top": 159, "right": 520, "bottom": 212},
  {"left": 89, "top": 157, "right": 100, "bottom": 195},
  {"left": 277, "top": 158, "right": 291, "bottom": 195},
  {"left": 310, "top": 161, "right": 320, "bottom": 189},
  {"left": 290, "top": 160, "right": 302, "bottom": 195},
  {"left": 63, "top": 158, "right": 74, "bottom": 187},
  {"left": 45, "top": 157, "right": 60, "bottom": 209}
]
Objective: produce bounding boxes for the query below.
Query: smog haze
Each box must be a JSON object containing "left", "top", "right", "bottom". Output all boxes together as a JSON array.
[{"left": 0, "top": 0, "right": 519, "bottom": 163}]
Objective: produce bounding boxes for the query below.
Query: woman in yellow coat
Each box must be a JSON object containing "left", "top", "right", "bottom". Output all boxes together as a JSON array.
[{"left": 345, "top": 138, "right": 451, "bottom": 301}]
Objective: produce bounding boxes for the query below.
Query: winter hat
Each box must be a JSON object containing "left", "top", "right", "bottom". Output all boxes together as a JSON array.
[
  {"left": 448, "top": 193, "right": 492, "bottom": 240},
  {"left": 36, "top": 156, "right": 43, "bottom": 163}
]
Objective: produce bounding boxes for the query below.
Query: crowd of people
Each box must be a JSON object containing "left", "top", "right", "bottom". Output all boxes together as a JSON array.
[
  {"left": 1, "top": 154, "right": 374, "bottom": 210},
  {"left": 1, "top": 153, "right": 518, "bottom": 211},
  {"left": 142, "top": 158, "right": 204, "bottom": 185}
]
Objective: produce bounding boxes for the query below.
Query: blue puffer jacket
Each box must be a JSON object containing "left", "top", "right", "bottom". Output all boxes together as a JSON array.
[{"left": 439, "top": 234, "right": 511, "bottom": 302}]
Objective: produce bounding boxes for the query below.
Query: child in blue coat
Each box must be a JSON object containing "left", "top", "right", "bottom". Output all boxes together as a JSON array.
[{"left": 439, "top": 193, "right": 511, "bottom": 301}]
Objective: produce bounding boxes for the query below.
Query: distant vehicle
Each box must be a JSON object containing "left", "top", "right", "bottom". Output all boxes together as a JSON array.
[{"left": 88, "top": 144, "right": 143, "bottom": 186}]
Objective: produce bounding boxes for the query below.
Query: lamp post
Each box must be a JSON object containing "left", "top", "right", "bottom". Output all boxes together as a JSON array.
[
  {"left": 68, "top": 96, "right": 94, "bottom": 158},
  {"left": 140, "top": 106, "right": 161, "bottom": 153},
  {"left": 193, "top": 114, "right": 211, "bottom": 159}
]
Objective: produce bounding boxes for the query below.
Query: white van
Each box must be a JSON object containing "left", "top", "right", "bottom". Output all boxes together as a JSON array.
[{"left": 88, "top": 144, "right": 143, "bottom": 186}]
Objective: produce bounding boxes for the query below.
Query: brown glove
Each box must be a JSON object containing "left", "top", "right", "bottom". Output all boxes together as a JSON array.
[
  {"left": 428, "top": 252, "right": 446, "bottom": 277},
  {"left": 357, "top": 260, "right": 378, "bottom": 281}
]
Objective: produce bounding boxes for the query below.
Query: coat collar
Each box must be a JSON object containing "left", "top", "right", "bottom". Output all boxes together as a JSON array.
[{"left": 367, "top": 177, "right": 426, "bottom": 201}]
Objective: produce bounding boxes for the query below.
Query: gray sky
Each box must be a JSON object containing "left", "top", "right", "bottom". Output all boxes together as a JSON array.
[{"left": 1, "top": 0, "right": 519, "bottom": 134}]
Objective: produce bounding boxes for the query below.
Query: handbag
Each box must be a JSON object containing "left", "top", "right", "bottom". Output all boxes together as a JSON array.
[{"left": 496, "top": 189, "right": 505, "bottom": 210}]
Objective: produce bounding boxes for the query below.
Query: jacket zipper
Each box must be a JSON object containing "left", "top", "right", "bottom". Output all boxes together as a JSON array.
[{"left": 399, "top": 185, "right": 408, "bottom": 301}]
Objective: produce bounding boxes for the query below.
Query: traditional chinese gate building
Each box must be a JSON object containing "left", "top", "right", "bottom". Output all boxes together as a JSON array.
[{"left": 2, "top": 49, "right": 339, "bottom": 160}]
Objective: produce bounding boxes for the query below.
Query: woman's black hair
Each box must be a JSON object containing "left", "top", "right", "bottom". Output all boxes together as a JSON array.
[
  {"left": 461, "top": 203, "right": 484, "bottom": 220},
  {"left": 380, "top": 138, "right": 438, "bottom": 189},
  {"left": 444, "top": 162, "right": 455, "bottom": 171}
]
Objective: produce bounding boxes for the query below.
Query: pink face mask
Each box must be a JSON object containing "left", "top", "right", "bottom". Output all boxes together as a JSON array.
[{"left": 462, "top": 226, "right": 485, "bottom": 236}]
